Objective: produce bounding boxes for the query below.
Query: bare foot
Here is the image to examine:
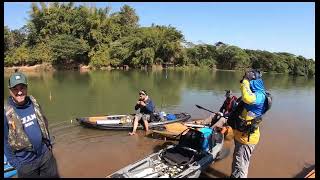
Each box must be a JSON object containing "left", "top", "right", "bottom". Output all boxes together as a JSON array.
[{"left": 128, "top": 132, "right": 136, "bottom": 136}]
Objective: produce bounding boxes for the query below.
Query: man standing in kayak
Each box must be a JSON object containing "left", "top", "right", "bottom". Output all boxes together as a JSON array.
[
  {"left": 4, "top": 71, "right": 59, "bottom": 178},
  {"left": 212, "top": 69, "right": 268, "bottom": 178},
  {"left": 129, "top": 90, "right": 155, "bottom": 135}
]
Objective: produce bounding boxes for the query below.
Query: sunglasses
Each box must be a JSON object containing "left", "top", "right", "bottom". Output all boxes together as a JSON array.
[{"left": 139, "top": 93, "right": 146, "bottom": 96}]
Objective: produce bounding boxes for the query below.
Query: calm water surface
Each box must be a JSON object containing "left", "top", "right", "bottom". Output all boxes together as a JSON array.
[{"left": 4, "top": 69, "right": 315, "bottom": 178}]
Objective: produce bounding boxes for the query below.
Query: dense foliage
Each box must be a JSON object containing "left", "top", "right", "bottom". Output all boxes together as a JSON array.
[{"left": 4, "top": 2, "right": 314, "bottom": 76}]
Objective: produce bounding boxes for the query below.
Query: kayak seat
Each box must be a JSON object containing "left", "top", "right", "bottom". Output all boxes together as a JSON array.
[{"left": 162, "top": 146, "right": 204, "bottom": 166}]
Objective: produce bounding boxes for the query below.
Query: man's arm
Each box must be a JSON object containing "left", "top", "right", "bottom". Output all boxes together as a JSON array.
[
  {"left": 37, "top": 104, "right": 52, "bottom": 142},
  {"left": 240, "top": 79, "right": 256, "bottom": 104},
  {"left": 219, "top": 101, "right": 226, "bottom": 113},
  {"left": 4, "top": 112, "right": 20, "bottom": 168},
  {"left": 145, "top": 100, "right": 155, "bottom": 113},
  {"left": 134, "top": 102, "right": 141, "bottom": 110},
  {"left": 39, "top": 105, "right": 49, "bottom": 130}
]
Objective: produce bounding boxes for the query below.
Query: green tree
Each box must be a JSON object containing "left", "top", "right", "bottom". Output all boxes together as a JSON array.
[
  {"left": 89, "top": 44, "right": 111, "bottom": 68},
  {"left": 29, "top": 42, "right": 53, "bottom": 64},
  {"left": 135, "top": 48, "right": 155, "bottom": 66},
  {"left": 4, "top": 26, "right": 14, "bottom": 56},
  {"left": 4, "top": 2, "right": 314, "bottom": 77},
  {"left": 4, "top": 45, "right": 30, "bottom": 66},
  {"left": 49, "top": 34, "right": 90, "bottom": 64},
  {"left": 216, "top": 45, "right": 250, "bottom": 70}
]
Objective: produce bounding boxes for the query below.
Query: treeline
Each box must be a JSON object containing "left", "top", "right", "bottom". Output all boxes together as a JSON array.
[{"left": 4, "top": 2, "right": 314, "bottom": 76}]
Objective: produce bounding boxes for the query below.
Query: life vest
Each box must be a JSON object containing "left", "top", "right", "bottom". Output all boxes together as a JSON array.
[
  {"left": 225, "top": 96, "right": 237, "bottom": 113},
  {"left": 227, "top": 83, "right": 271, "bottom": 141},
  {"left": 4, "top": 96, "right": 51, "bottom": 153}
]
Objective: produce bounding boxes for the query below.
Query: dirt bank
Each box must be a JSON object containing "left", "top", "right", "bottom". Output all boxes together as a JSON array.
[
  {"left": 4, "top": 63, "right": 56, "bottom": 74},
  {"left": 4, "top": 63, "right": 166, "bottom": 73}
]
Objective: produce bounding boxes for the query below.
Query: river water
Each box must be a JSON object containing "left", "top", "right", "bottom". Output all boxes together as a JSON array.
[{"left": 4, "top": 69, "right": 315, "bottom": 177}]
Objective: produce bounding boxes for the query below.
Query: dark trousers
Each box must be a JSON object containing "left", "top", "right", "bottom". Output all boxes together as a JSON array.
[{"left": 17, "top": 150, "right": 60, "bottom": 178}]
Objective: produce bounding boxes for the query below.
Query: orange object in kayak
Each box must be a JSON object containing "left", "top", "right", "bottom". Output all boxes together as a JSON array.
[{"left": 164, "top": 123, "right": 189, "bottom": 133}]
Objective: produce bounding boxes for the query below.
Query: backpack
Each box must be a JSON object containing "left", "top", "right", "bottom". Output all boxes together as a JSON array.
[
  {"left": 198, "top": 127, "right": 213, "bottom": 152},
  {"left": 178, "top": 128, "right": 213, "bottom": 152},
  {"left": 263, "top": 91, "right": 272, "bottom": 114},
  {"left": 162, "top": 128, "right": 214, "bottom": 166},
  {"left": 226, "top": 100, "right": 245, "bottom": 130}
]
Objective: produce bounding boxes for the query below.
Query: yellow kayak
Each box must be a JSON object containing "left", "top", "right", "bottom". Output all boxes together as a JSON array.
[{"left": 151, "top": 119, "right": 211, "bottom": 140}]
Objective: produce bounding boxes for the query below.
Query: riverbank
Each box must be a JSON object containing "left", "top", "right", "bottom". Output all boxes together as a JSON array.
[
  {"left": 4, "top": 63, "right": 55, "bottom": 73},
  {"left": 4, "top": 63, "right": 304, "bottom": 77},
  {"left": 4, "top": 63, "right": 164, "bottom": 73},
  {"left": 4, "top": 63, "right": 211, "bottom": 73}
]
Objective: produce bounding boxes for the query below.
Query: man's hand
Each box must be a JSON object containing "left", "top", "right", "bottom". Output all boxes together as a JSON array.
[{"left": 140, "top": 101, "right": 146, "bottom": 106}]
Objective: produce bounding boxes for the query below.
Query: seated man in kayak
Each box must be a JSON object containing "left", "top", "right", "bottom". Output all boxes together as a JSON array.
[
  {"left": 129, "top": 90, "right": 155, "bottom": 135},
  {"left": 219, "top": 90, "right": 238, "bottom": 117},
  {"left": 196, "top": 90, "right": 238, "bottom": 127},
  {"left": 209, "top": 90, "right": 239, "bottom": 126}
]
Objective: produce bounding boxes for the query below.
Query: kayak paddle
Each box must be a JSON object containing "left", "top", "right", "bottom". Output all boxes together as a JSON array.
[{"left": 195, "top": 104, "right": 217, "bottom": 114}]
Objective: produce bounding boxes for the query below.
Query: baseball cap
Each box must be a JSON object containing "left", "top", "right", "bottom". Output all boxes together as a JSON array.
[
  {"left": 139, "top": 90, "right": 147, "bottom": 96},
  {"left": 8, "top": 72, "right": 28, "bottom": 88},
  {"left": 225, "top": 90, "right": 232, "bottom": 97}
]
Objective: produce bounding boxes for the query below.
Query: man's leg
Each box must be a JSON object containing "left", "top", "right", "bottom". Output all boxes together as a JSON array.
[
  {"left": 142, "top": 120, "right": 149, "bottom": 132},
  {"left": 231, "top": 140, "right": 256, "bottom": 178},
  {"left": 129, "top": 113, "right": 142, "bottom": 135},
  {"left": 142, "top": 114, "right": 150, "bottom": 133},
  {"left": 17, "top": 160, "right": 40, "bottom": 178},
  {"left": 39, "top": 150, "right": 60, "bottom": 178}
]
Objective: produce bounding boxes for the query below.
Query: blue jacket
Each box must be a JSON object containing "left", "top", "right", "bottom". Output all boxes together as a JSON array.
[
  {"left": 244, "top": 78, "right": 266, "bottom": 118},
  {"left": 135, "top": 98, "right": 155, "bottom": 114},
  {"left": 4, "top": 97, "right": 48, "bottom": 169}
]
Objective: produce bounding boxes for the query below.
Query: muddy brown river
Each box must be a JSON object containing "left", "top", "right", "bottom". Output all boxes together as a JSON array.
[{"left": 4, "top": 69, "right": 314, "bottom": 177}]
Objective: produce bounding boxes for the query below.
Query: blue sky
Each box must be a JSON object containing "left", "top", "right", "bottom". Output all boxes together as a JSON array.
[{"left": 4, "top": 2, "right": 315, "bottom": 59}]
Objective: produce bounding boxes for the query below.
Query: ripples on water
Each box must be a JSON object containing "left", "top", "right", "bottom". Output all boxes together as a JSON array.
[{"left": 4, "top": 70, "right": 314, "bottom": 177}]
